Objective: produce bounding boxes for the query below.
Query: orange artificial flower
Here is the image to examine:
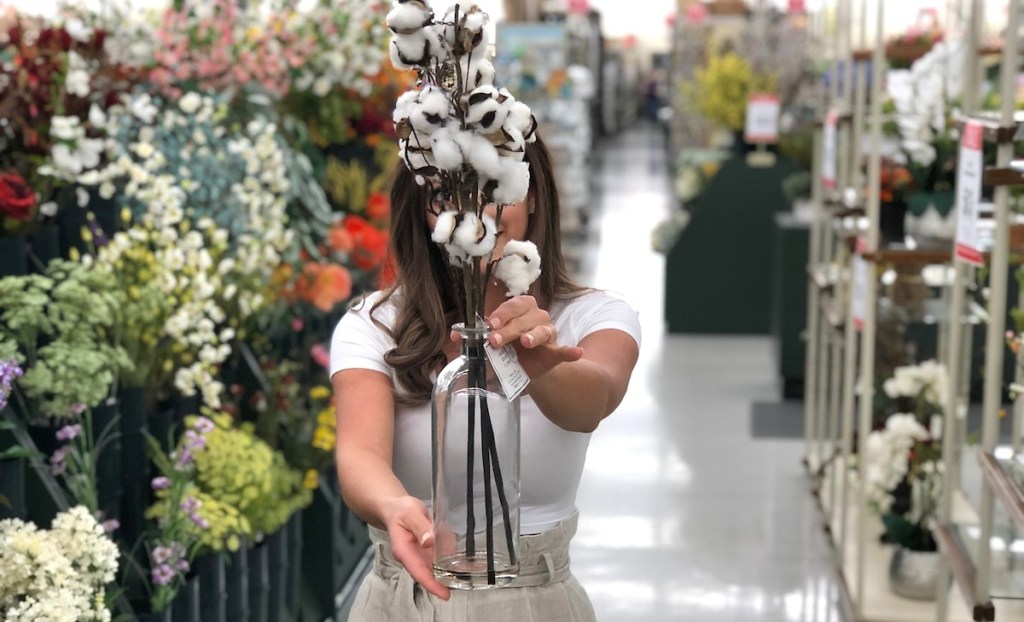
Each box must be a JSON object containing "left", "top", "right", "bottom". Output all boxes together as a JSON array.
[
  {"left": 294, "top": 263, "right": 353, "bottom": 312},
  {"left": 377, "top": 252, "right": 397, "bottom": 289},
  {"left": 328, "top": 221, "right": 354, "bottom": 253}
]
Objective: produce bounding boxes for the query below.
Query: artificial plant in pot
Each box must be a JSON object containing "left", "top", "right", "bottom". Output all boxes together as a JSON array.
[
  {"left": 385, "top": 0, "right": 545, "bottom": 588},
  {"left": 864, "top": 360, "right": 948, "bottom": 601}
]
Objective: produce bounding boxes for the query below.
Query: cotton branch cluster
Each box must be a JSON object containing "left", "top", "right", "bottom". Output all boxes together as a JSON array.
[{"left": 387, "top": 1, "right": 542, "bottom": 300}]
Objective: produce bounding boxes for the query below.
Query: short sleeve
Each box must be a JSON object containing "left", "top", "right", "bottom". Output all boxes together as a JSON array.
[
  {"left": 329, "top": 295, "right": 394, "bottom": 378},
  {"left": 575, "top": 291, "right": 642, "bottom": 349}
]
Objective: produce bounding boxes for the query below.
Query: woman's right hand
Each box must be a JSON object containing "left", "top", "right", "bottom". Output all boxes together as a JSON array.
[{"left": 382, "top": 496, "right": 452, "bottom": 601}]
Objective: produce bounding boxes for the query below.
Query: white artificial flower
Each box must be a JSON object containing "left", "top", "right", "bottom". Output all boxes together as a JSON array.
[
  {"left": 431, "top": 125, "right": 464, "bottom": 170},
  {"left": 65, "top": 69, "right": 91, "bottom": 98},
  {"left": 459, "top": 56, "right": 495, "bottom": 89},
  {"left": 50, "top": 116, "right": 82, "bottom": 141},
  {"left": 454, "top": 131, "right": 501, "bottom": 179},
  {"left": 312, "top": 77, "right": 333, "bottom": 97},
  {"left": 26, "top": 202, "right": 53, "bottom": 221},
  {"left": 65, "top": 18, "right": 92, "bottom": 42},
  {"left": 178, "top": 92, "right": 202, "bottom": 115},
  {"left": 129, "top": 94, "right": 158, "bottom": 124},
  {"left": 495, "top": 240, "right": 542, "bottom": 297}
]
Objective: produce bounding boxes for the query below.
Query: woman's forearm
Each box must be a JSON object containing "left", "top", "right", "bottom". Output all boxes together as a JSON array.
[
  {"left": 527, "top": 358, "right": 616, "bottom": 433},
  {"left": 336, "top": 444, "right": 412, "bottom": 529}
]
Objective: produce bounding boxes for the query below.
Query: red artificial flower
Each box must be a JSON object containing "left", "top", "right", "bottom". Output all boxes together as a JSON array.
[
  {"left": 289, "top": 263, "right": 353, "bottom": 312},
  {"left": 366, "top": 191, "right": 391, "bottom": 222},
  {"left": 377, "top": 252, "right": 397, "bottom": 290},
  {"left": 327, "top": 221, "right": 354, "bottom": 254},
  {"left": 0, "top": 172, "right": 37, "bottom": 221},
  {"left": 344, "top": 215, "right": 389, "bottom": 271}
]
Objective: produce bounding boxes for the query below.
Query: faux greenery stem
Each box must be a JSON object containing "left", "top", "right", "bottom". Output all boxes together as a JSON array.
[{"left": 0, "top": 406, "right": 70, "bottom": 511}]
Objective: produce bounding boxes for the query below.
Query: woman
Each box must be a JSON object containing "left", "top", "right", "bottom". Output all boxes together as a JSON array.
[{"left": 331, "top": 135, "right": 640, "bottom": 620}]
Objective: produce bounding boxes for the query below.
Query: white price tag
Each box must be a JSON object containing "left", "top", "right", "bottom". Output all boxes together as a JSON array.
[
  {"left": 851, "top": 238, "right": 869, "bottom": 331},
  {"left": 954, "top": 121, "right": 984, "bottom": 266},
  {"left": 821, "top": 109, "right": 839, "bottom": 190},
  {"left": 744, "top": 94, "right": 780, "bottom": 143},
  {"left": 484, "top": 342, "right": 530, "bottom": 401}
]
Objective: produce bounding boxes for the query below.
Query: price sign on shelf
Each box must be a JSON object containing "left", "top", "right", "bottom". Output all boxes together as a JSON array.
[
  {"left": 954, "top": 121, "right": 984, "bottom": 266},
  {"left": 821, "top": 109, "right": 839, "bottom": 190},
  {"left": 851, "top": 238, "right": 869, "bottom": 331},
  {"left": 744, "top": 94, "right": 780, "bottom": 144}
]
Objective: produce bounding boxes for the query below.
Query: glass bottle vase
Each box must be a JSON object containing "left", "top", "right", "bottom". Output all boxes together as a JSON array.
[{"left": 432, "top": 323, "right": 520, "bottom": 589}]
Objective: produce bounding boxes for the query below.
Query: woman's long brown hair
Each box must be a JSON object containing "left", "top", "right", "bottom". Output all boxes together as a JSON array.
[{"left": 369, "top": 133, "right": 584, "bottom": 404}]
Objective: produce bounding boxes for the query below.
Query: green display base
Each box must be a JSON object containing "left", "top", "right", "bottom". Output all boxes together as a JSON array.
[{"left": 665, "top": 155, "right": 798, "bottom": 334}]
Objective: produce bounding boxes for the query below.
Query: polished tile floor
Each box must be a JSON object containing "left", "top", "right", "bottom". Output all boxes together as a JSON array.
[{"left": 571, "top": 123, "right": 844, "bottom": 622}]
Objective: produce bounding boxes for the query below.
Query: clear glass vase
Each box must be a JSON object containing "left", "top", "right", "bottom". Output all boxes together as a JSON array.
[{"left": 432, "top": 323, "right": 520, "bottom": 589}]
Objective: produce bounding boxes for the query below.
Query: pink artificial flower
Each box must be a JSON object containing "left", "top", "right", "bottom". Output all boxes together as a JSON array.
[{"left": 311, "top": 344, "right": 330, "bottom": 369}]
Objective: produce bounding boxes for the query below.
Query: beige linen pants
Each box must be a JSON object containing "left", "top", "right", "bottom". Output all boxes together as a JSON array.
[{"left": 347, "top": 513, "right": 597, "bottom": 621}]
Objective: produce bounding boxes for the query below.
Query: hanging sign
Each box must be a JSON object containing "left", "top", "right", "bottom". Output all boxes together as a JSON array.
[
  {"left": 568, "top": 0, "right": 589, "bottom": 15},
  {"left": 851, "top": 238, "right": 869, "bottom": 331},
  {"left": 744, "top": 94, "right": 781, "bottom": 144},
  {"left": 821, "top": 109, "right": 839, "bottom": 190},
  {"left": 954, "top": 121, "right": 984, "bottom": 266},
  {"left": 788, "top": 0, "right": 806, "bottom": 14}
]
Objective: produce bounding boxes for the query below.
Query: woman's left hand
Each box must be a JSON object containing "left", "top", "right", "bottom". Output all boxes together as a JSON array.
[{"left": 482, "top": 295, "right": 583, "bottom": 379}]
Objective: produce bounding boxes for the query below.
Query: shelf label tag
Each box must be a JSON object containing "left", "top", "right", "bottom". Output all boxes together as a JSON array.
[
  {"left": 954, "top": 121, "right": 984, "bottom": 266},
  {"left": 744, "top": 94, "right": 780, "bottom": 144},
  {"left": 851, "top": 238, "right": 869, "bottom": 331},
  {"left": 822, "top": 109, "right": 839, "bottom": 190},
  {"left": 485, "top": 342, "right": 530, "bottom": 401}
]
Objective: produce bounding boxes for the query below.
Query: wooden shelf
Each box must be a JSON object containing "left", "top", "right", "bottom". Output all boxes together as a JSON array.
[
  {"left": 863, "top": 248, "right": 954, "bottom": 265},
  {"left": 954, "top": 112, "right": 1024, "bottom": 145},
  {"left": 983, "top": 164, "right": 1024, "bottom": 187},
  {"left": 978, "top": 450, "right": 1024, "bottom": 534}
]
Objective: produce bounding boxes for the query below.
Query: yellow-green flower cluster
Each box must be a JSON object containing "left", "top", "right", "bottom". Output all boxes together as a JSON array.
[
  {"left": 687, "top": 51, "right": 777, "bottom": 131},
  {"left": 146, "top": 486, "right": 250, "bottom": 553},
  {"left": 189, "top": 414, "right": 311, "bottom": 537}
]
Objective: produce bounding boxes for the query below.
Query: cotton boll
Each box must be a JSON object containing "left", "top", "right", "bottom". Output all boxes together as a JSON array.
[
  {"left": 465, "top": 87, "right": 508, "bottom": 133},
  {"left": 393, "top": 90, "right": 420, "bottom": 123},
  {"left": 399, "top": 139, "right": 436, "bottom": 174},
  {"left": 492, "top": 160, "right": 530, "bottom": 205},
  {"left": 409, "top": 88, "right": 451, "bottom": 133},
  {"left": 497, "top": 126, "right": 526, "bottom": 161},
  {"left": 506, "top": 100, "right": 538, "bottom": 142},
  {"left": 391, "top": 31, "right": 432, "bottom": 68},
  {"left": 386, "top": 1, "right": 433, "bottom": 34},
  {"left": 452, "top": 212, "right": 497, "bottom": 257},
  {"left": 459, "top": 57, "right": 495, "bottom": 88},
  {"left": 455, "top": 131, "right": 502, "bottom": 179},
  {"left": 431, "top": 126, "right": 464, "bottom": 170},
  {"left": 432, "top": 210, "right": 458, "bottom": 244},
  {"left": 495, "top": 240, "right": 541, "bottom": 297}
]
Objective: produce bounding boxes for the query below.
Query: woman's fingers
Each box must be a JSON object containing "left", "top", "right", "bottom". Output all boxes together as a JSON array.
[{"left": 387, "top": 498, "right": 452, "bottom": 600}]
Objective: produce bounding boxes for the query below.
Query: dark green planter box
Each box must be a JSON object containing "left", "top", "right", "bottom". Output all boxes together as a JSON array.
[
  {"left": 0, "top": 234, "right": 28, "bottom": 277},
  {"left": 226, "top": 546, "right": 250, "bottom": 620},
  {"left": 665, "top": 155, "right": 798, "bottom": 334},
  {"left": 196, "top": 554, "right": 226, "bottom": 622},
  {"left": 248, "top": 542, "right": 270, "bottom": 622}
]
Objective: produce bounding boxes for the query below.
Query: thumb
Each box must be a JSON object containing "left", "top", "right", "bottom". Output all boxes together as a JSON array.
[
  {"left": 400, "top": 504, "right": 435, "bottom": 548},
  {"left": 561, "top": 345, "right": 584, "bottom": 362}
]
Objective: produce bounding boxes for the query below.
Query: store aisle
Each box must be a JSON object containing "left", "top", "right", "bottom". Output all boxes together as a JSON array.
[{"left": 571, "top": 123, "right": 843, "bottom": 622}]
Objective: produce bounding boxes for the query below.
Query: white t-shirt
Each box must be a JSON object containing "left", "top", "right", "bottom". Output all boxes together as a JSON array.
[{"left": 329, "top": 289, "right": 641, "bottom": 533}]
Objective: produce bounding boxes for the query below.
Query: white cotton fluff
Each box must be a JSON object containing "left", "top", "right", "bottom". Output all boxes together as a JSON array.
[
  {"left": 393, "top": 90, "right": 420, "bottom": 123},
  {"left": 454, "top": 131, "right": 502, "bottom": 179},
  {"left": 459, "top": 57, "right": 495, "bottom": 89},
  {"left": 430, "top": 125, "right": 464, "bottom": 170},
  {"left": 391, "top": 31, "right": 431, "bottom": 68},
  {"left": 409, "top": 88, "right": 451, "bottom": 133},
  {"left": 399, "top": 139, "right": 435, "bottom": 172},
  {"left": 465, "top": 87, "right": 508, "bottom": 133},
  {"left": 495, "top": 240, "right": 541, "bottom": 297},
  {"left": 506, "top": 100, "right": 538, "bottom": 142},
  {"left": 432, "top": 210, "right": 458, "bottom": 244},
  {"left": 498, "top": 126, "right": 526, "bottom": 162},
  {"left": 386, "top": 2, "right": 432, "bottom": 33},
  {"left": 492, "top": 160, "right": 531, "bottom": 205},
  {"left": 452, "top": 212, "right": 496, "bottom": 257}
]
